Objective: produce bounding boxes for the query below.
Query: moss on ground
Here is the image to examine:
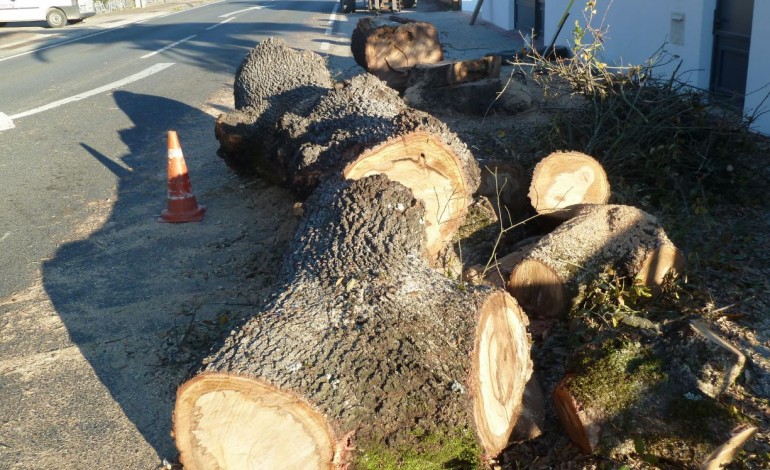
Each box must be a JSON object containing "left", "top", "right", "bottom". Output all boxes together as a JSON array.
[
  {"left": 568, "top": 340, "right": 666, "bottom": 415},
  {"left": 355, "top": 429, "right": 482, "bottom": 470}
]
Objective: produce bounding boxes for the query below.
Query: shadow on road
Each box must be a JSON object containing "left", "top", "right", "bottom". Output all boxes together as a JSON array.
[{"left": 41, "top": 90, "right": 297, "bottom": 460}]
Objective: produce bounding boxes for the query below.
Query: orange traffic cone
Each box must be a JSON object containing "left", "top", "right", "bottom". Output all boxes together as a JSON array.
[{"left": 159, "top": 131, "right": 206, "bottom": 223}]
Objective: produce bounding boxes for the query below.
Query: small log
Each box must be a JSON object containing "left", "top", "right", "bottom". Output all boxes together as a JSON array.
[
  {"left": 507, "top": 204, "right": 685, "bottom": 318},
  {"left": 552, "top": 324, "right": 751, "bottom": 465},
  {"left": 465, "top": 236, "right": 541, "bottom": 289},
  {"left": 404, "top": 78, "right": 501, "bottom": 116},
  {"left": 406, "top": 56, "right": 502, "bottom": 89},
  {"left": 351, "top": 17, "right": 443, "bottom": 91},
  {"left": 173, "top": 175, "right": 534, "bottom": 468},
  {"left": 528, "top": 151, "right": 611, "bottom": 220}
]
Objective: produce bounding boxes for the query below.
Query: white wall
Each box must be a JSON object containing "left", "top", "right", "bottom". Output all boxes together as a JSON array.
[
  {"left": 462, "top": 0, "right": 515, "bottom": 31},
  {"left": 544, "top": 0, "right": 716, "bottom": 89},
  {"left": 744, "top": 1, "right": 770, "bottom": 134}
]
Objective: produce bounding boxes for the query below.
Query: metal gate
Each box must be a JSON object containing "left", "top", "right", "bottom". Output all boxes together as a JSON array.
[{"left": 711, "top": 0, "right": 754, "bottom": 108}]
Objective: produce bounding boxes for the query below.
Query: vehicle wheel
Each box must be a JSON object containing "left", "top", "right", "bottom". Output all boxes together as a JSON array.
[
  {"left": 341, "top": 0, "right": 356, "bottom": 13},
  {"left": 46, "top": 8, "right": 67, "bottom": 28},
  {"left": 401, "top": 0, "right": 415, "bottom": 8}
]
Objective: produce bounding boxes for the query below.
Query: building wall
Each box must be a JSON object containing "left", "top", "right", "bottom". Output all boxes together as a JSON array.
[
  {"left": 745, "top": 1, "right": 770, "bottom": 134},
  {"left": 465, "top": 0, "right": 770, "bottom": 134},
  {"left": 543, "top": 0, "right": 716, "bottom": 89},
  {"left": 462, "top": 0, "right": 515, "bottom": 31}
]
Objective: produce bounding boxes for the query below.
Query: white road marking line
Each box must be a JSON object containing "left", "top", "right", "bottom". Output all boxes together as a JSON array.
[
  {"left": 206, "top": 17, "right": 236, "bottom": 30},
  {"left": 140, "top": 34, "right": 196, "bottom": 59},
  {"left": 0, "top": 28, "right": 122, "bottom": 63},
  {"left": 219, "top": 6, "right": 262, "bottom": 17},
  {"left": 0, "top": 113, "right": 14, "bottom": 131},
  {"left": 0, "top": 232, "right": 9, "bottom": 244},
  {"left": 5, "top": 63, "right": 175, "bottom": 124},
  {"left": 320, "top": 4, "right": 340, "bottom": 51},
  {"left": 0, "top": 0, "right": 225, "bottom": 63}
]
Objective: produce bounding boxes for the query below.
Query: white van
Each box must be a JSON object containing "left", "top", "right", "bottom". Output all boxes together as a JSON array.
[{"left": 0, "top": 0, "right": 96, "bottom": 28}]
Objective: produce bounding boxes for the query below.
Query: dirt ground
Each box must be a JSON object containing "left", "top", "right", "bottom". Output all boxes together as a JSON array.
[{"left": 1, "top": 4, "right": 768, "bottom": 470}]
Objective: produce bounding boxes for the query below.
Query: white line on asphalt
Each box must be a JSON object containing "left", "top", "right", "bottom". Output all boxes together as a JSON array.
[
  {"left": 320, "top": 4, "right": 340, "bottom": 51},
  {"left": 219, "top": 6, "right": 262, "bottom": 17},
  {"left": 206, "top": 17, "right": 236, "bottom": 30},
  {"left": 140, "top": 35, "right": 197, "bottom": 59},
  {"left": 4, "top": 63, "right": 175, "bottom": 125},
  {"left": 0, "top": 232, "right": 9, "bottom": 244},
  {"left": 0, "top": 28, "right": 123, "bottom": 63}
]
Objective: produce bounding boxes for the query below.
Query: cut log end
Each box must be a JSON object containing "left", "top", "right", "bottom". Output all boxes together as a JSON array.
[
  {"left": 636, "top": 244, "right": 686, "bottom": 287},
  {"left": 552, "top": 377, "right": 597, "bottom": 454},
  {"left": 528, "top": 151, "right": 610, "bottom": 219},
  {"left": 507, "top": 258, "right": 566, "bottom": 319},
  {"left": 174, "top": 374, "right": 336, "bottom": 470},
  {"left": 472, "top": 291, "right": 532, "bottom": 456},
  {"left": 343, "top": 131, "right": 469, "bottom": 260}
]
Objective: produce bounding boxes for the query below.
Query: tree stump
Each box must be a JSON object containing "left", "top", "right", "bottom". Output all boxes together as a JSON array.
[
  {"left": 507, "top": 204, "right": 685, "bottom": 318},
  {"left": 173, "top": 175, "right": 534, "bottom": 468},
  {"left": 552, "top": 321, "right": 752, "bottom": 466},
  {"left": 351, "top": 17, "right": 443, "bottom": 91},
  {"left": 528, "top": 151, "right": 611, "bottom": 220}
]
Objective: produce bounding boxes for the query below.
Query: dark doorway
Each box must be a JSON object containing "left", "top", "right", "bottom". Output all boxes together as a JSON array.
[
  {"left": 516, "top": 0, "right": 544, "bottom": 40},
  {"left": 711, "top": 0, "right": 754, "bottom": 108}
]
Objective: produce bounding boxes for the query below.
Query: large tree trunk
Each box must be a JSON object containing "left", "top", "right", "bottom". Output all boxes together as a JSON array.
[
  {"left": 173, "top": 175, "right": 534, "bottom": 468},
  {"left": 350, "top": 17, "right": 443, "bottom": 91},
  {"left": 552, "top": 320, "right": 752, "bottom": 466},
  {"left": 218, "top": 40, "right": 482, "bottom": 262},
  {"left": 215, "top": 37, "right": 333, "bottom": 175},
  {"left": 528, "top": 151, "right": 611, "bottom": 220},
  {"left": 507, "top": 204, "right": 685, "bottom": 318}
]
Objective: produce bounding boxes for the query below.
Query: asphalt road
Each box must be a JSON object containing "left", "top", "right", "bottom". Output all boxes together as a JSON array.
[{"left": 0, "top": 0, "right": 339, "bottom": 299}]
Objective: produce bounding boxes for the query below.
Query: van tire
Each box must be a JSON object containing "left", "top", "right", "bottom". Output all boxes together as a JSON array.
[{"left": 46, "top": 8, "right": 67, "bottom": 28}]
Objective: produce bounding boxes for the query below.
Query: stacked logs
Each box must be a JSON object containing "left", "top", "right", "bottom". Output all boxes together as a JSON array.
[
  {"left": 178, "top": 35, "right": 755, "bottom": 468},
  {"left": 176, "top": 38, "right": 539, "bottom": 468},
  {"left": 469, "top": 153, "right": 754, "bottom": 466}
]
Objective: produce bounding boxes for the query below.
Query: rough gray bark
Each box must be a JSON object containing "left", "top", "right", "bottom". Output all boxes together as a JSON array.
[
  {"left": 234, "top": 37, "right": 333, "bottom": 111},
  {"left": 173, "top": 175, "right": 534, "bottom": 468},
  {"left": 276, "top": 73, "right": 480, "bottom": 195},
  {"left": 507, "top": 204, "right": 685, "bottom": 318},
  {"left": 216, "top": 38, "right": 333, "bottom": 175}
]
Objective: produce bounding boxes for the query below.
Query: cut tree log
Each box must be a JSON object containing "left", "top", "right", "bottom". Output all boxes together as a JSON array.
[
  {"left": 351, "top": 17, "right": 443, "bottom": 91},
  {"left": 405, "top": 56, "right": 502, "bottom": 89},
  {"left": 507, "top": 204, "right": 685, "bottom": 318},
  {"left": 528, "top": 151, "right": 611, "bottom": 220},
  {"left": 273, "top": 73, "right": 481, "bottom": 261},
  {"left": 173, "top": 175, "right": 534, "bottom": 468},
  {"left": 552, "top": 321, "right": 752, "bottom": 466},
  {"left": 215, "top": 41, "right": 481, "bottom": 260},
  {"left": 215, "top": 37, "right": 333, "bottom": 174}
]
